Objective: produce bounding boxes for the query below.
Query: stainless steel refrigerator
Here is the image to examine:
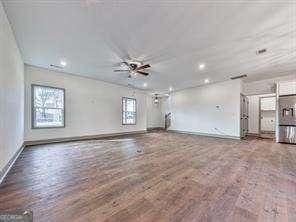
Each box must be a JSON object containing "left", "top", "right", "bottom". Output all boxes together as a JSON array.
[{"left": 278, "top": 95, "right": 296, "bottom": 144}]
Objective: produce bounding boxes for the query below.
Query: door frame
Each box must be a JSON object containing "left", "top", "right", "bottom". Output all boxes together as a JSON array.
[{"left": 259, "top": 95, "right": 276, "bottom": 136}]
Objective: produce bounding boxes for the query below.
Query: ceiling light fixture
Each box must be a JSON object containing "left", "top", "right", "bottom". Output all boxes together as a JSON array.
[
  {"left": 143, "top": 83, "right": 147, "bottom": 87},
  {"left": 169, "top": 87, "right": 173, "bottom": 92},
  {"left": 199, "top": 63, "right": 205, "bottom": 70},
  {"left": 60, "top": 60, "right": 67, "bottom": 67},
  {"left": 204, "top": 78, "right": 210, "bottom": 84}
]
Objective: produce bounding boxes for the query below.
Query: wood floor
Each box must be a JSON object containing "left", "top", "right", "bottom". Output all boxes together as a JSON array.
[{"left": 0, "top": 132, "right": 295, "bottom": 222}]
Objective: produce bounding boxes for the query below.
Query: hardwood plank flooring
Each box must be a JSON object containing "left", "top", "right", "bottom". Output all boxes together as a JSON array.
[{"left": 0, "top": 132, "right": 295, "bottom": 222}]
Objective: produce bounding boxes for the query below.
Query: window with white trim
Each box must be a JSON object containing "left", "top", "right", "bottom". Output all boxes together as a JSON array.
[
  {"left": 32, "top": 85, "right": 65, "bottom": 128},
  {"left": 122, "top": 97, "right": 136, "bottom": 125}
]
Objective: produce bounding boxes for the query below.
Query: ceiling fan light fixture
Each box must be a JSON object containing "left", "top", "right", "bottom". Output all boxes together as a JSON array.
[{"left": 120, "top": 63, "right": 128, "bottom": 68}]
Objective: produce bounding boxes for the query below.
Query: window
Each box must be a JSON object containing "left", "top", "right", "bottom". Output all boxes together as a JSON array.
[
  {"left": 122, "top": 97, "right": 136, "bottom": 125},
  {"left": 32, "top": 85, "right": 65, "bottom": 128}
]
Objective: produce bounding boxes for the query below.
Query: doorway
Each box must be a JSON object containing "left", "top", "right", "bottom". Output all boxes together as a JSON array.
[
  {"left": 240, "top": 94, "right": 249, "bottom": 138},
  {"left": 259, "top": 96, "right": 276, "bottom": 139},
  {"left": 165, "top": 112, "right": 171, "bottom": 130}
]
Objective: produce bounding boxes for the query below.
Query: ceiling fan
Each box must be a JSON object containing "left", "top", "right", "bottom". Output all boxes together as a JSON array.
[{"left": 114, "top": 61, "right": 151, "bottom": 77}]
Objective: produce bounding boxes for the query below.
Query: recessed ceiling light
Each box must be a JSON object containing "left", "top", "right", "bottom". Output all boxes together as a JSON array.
[
  {"left": 143, "top": 83, "right": 147, "bottom": 87},
  {"left": 199, "top": 63, "right": 205, "bottom": 70},
  {"left": 169, "top": 87, "right": 173, "bottom": 92},
  {"left": 60, "top": 60, "right": 67, "bottom": 67},
  {"left": 204, "top": 78, "right": 210, "bottom": 84}
]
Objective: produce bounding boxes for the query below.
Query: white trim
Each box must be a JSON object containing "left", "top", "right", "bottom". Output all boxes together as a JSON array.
[
  {"left": 0, "top": 144, "right": 25, "bottom": 185},
  {"left": 24, "top": 130, "right": 147, "bottom": 146},
  {"left": 168, "top": 130, "right": 240, "bottom": 140}
]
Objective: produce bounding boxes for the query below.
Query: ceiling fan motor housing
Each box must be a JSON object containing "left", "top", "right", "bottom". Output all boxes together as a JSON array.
[
  {"left": 129, "top": 63, "right": 138, "bottom": 70},
  {"left": 114, "top": 61, "right": 150, "bottom": 76}
]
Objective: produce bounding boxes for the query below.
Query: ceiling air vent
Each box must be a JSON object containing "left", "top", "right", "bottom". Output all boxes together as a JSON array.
[
  {"left": 256, "top": 48, "right": 267, "bottom": 55},
  {"left": 50, "top": 64, "right": 63, "bottom": 69},
  {"left": 230, "top": 74, "right": 247, "bottom": 80}
]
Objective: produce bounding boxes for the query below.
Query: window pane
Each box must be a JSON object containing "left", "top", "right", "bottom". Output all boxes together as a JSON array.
[
  {"left": 126, "top": 100, "right": 135, "bottom": 112},
  {"left": 126, "top": 112, "right": 135, "bottom": 124},
  {"left": 33, "top": 85, "right": 65, "bottom": 128},
  {"left": 123, "top": 111, "right": 127, "bottom": 123},
  {"left": 35, "top": 108, "right": 64, "bottom": 127},
  {"left": 122, "top": 98, "right": 136, "bottom": 125},
  {"left": 34, "top": 86, "right": 64, "bottom": 109}
]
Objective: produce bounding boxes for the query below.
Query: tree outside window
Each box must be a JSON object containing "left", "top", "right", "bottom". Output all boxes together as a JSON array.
[{"left": 32, "top": 85, "right": 65, "bottom": 128}]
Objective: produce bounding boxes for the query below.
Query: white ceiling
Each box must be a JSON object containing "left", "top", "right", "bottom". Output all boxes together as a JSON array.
[{"left": 3, "top": 0, "right": 296, "bottom": 92}]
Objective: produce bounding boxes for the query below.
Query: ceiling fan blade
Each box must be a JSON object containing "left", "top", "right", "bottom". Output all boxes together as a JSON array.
[
  {"left": 136, "top": 64, "right": 151, "bottom": 70},
  {"left": 137, "top": 71, "right": 149, "bottom": 76},
  {"left": 123, "top": 62, "right": 131, "bottom": 69},
  {"left": 114, "top": 70, "right": 129, "bottom": 72}
]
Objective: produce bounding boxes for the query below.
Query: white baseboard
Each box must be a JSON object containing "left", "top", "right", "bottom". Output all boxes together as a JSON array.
[
  {"left": 0, "top": 143, "right": 25, "bottom": 185},
  {"left": 168, "top": 130, "right": 241, "bottom": 140},
  {"left": 147, "top": 127, "right": 165, "bottom": 131},
  {"left": 24, "top": 130, "right": 147, "bottom": 146},
  {"left": 247, "top": 133, "right": 260, "bottom": 137}
]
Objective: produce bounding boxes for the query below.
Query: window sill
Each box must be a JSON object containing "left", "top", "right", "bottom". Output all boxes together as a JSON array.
[{"left": 32, "top": 126, "right": 65, "bottom": 129}]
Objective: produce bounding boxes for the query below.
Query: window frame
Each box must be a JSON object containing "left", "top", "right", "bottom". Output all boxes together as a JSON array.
[
  {"left": 122, "top": 97, "right": 137, "bottom": 125},
  {"left": 31, "top": 84, "right": 66, "bottom": 129}
]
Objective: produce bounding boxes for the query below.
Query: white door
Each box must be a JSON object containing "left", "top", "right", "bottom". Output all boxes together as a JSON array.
[
  {"left": 241, "top": 95, "right": 249, "bottom": 138},
  {"left": 260, "top": 96, "right": 276, "bottom": 136}
]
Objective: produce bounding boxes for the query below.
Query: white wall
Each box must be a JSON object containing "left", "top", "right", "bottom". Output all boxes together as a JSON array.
[
  {"left": 243, "top": 74, "right": 296, "bottom": 95},
  {"left": 278, "top": 81, "right": 296, "bottom": 95},
  {"left": 24, "top": 65, "right": 147, "bottom": 141},
  {"left": 166, "top": 80, "right": 242, "bottom": 138},
  {"left": 260, "top": 97, "right": 276, "bottom": 132},
  {"left": 247, "top": 94, "right": 275, "bottom": 134},
  {"left": 146, "top": 96, "right": 164, "bottom": 128},
  {"left": 248, "top": 95, "right": 260, "bottom": 134},
  {"left": 260, "top": 97, "right": 276, "bottom": 111},
  {"left": 0, "top": 3, "right": 24, "bottom": 172},
  {"left": 260, "top": 111, "right": 276, "bottom": 132}
]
